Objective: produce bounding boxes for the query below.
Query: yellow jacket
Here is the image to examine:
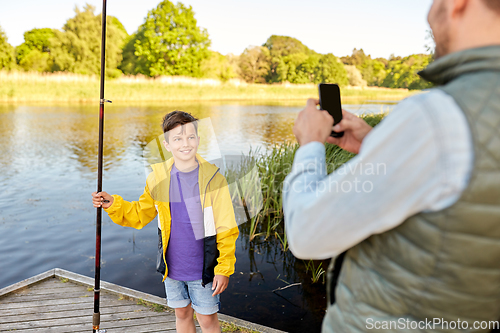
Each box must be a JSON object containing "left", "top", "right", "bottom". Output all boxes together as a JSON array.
[{"left": 104, "top": 153, "right": 239, "bottom": 285}]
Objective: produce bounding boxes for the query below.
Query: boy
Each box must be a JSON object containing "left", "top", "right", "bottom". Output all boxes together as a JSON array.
[{"left": 92, "top": 111, "right": 239, "bottom": 333}]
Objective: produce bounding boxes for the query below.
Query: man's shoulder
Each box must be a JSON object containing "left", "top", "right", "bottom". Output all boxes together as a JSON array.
[
  {"left": 397, "top": 88, "right": 457, "bottom": 112},
  {"left": 378, "top": 88, "right": 462, "bottom": 131},
  {"left": 360, "top": 89, "right": 462, "bottom": 154}
]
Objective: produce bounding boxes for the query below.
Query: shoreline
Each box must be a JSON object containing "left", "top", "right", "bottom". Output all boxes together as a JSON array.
[{"left": 0, "top": 71, "right": 416, "bottom": 104}]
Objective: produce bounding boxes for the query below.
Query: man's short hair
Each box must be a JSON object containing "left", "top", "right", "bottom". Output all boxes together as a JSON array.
[
  {"left": 482, "top": 0, "right": 500, "bottom": 13},
  {"left": 162, "top": 111, "right": 199, "bottom": 142}
]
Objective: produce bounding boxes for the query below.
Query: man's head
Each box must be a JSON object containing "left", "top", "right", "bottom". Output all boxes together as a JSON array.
[
  {"left": 428, "top": 0, "right": 500, "bottom": 59},
  {"left": 162, "top": 111, "right": 200, "bottom": 164}
]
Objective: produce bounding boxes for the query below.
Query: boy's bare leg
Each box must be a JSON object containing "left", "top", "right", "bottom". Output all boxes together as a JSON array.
[
  {"left": 175, "top": 305, "right": 196, "bottom": 333},
  {"left": 196, "top": 312, "right": 221, "bottom": 333}
]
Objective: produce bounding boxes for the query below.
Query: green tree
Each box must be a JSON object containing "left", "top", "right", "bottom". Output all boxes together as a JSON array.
[
  {"left": 259, "top": 35, "right": 348, "bottom": 85},
  {"left": 19, "top": 49, "right": 51, "bottom": 72},
  {"left": 293, "top": 54, "right": 320, "bottom": 83},
  {"left": 341, "top": 48, "right": 368, "bottom": 66},
  {"left": 345, "top": 65, "right": 367, "bottom": 87},
  {"left": 201, "top": 51, "right": 239, "bottom": 81},
  {"left": 263, "top": 35, "right": 315, "bottom": 83},
  {"left": 0, "top": 26, "right": 16, "bottom": 70},
  {"left": 121, "top": 0, "right": 210, "bottom": 77},
  {"left": 238, "top": 46, "right": 270, "bottom": 83},
  {"left": 49, "top": 4, "right": 128, "bottom": 77},
  {"left": 359, "top": 58, "right": 387, "bottom": 86},
  {"left": 382, "top": 54, "right": 433, "bottom": 90},
  {"left": 16, "top": 28, "right": 55, "bottom": 71},
  {"left": 314, "top": 53, "right": 348, "bottom": 86},
  {"left": 278, "top": 52, "right": 310, "bottom": 83},
  {"left": 341, "top": 49, "right": 386, "bottom": 86}
]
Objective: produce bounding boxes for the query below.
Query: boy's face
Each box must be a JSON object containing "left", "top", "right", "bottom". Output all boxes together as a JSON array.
[{"left": 163, "top": 123, "right": 200, "bottom": 164}]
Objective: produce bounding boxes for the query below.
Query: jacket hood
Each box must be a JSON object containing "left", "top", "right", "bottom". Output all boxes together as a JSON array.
[{"left": 419, "top": 45, "right": 500, "bottom": 85}]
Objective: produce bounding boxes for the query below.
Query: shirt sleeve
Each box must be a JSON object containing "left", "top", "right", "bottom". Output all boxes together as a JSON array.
[
  {"left": 212, "top": 175, "right": 239, "bottom": 277},
  {"left": 283, "top": 92, "right": 471, "bottom": 260}
]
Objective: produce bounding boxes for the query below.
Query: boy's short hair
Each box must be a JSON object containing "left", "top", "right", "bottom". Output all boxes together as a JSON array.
[{"left": 162, "top": 111, "right": 199, "bottom": 142}]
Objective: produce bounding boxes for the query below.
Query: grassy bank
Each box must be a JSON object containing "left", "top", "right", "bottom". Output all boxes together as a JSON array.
[{"left": 0, "top": 71, "right": 415, "bottom": 103}]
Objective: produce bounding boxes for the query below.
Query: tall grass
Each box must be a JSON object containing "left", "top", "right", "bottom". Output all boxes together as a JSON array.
[
  {"left": 226, "top": 112, "right": 387, "bottom": 282},
  {"left": 0, "top": 70, "right": 415, "bottom": 103}
]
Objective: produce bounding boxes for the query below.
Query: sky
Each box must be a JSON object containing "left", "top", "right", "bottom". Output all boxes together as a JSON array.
[{"left": 0, "top": 0, "right": 434, "bottom": 59}]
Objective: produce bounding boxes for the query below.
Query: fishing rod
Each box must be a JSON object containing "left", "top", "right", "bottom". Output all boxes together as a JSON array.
[{"left": 94, "top": 0, "right": 111, "bottom": 332}]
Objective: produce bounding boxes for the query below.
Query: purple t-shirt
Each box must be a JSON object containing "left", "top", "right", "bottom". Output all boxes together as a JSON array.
[{"left": 166, "top": 163, "right": 205, "bottom": 281}]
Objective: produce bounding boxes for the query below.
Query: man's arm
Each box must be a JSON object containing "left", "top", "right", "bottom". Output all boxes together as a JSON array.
[{"left": 284, "top": 92, "right": 472, "bottom": 259}]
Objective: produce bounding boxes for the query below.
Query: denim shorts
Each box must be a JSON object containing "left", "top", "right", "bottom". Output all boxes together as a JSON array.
[{"left": 164, "top": 277, "right": 220, "bottom": 315}]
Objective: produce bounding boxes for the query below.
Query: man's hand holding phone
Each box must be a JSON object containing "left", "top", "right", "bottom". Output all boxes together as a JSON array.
[
  {"left": 326, "top": 109, "right": 373, "bottom": 154},
  {"left": 293, "top": 98, "right": 373, "bottom": 154},
  {"left": 293, "top": 98, "right": 335, "bottom": 146}
]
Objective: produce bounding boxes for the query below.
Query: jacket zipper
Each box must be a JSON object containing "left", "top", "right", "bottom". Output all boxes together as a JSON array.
[{"left": 201, "top": 167, "right": 220, "bottom": 287}]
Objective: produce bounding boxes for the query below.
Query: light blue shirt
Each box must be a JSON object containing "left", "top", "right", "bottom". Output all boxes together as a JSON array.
[{"left": 283, "top": 90, "right": 474, "bottom": 259}]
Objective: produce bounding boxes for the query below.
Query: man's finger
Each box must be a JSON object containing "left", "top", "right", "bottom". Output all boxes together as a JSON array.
[
  {"left": 326, "top": 136, "right": 339, "bottom": 145},
  {"left": 333, "top": 118, "right": 352, "bottom": 132},
  {"left": 307, "top": 98, "right": 319, "bottom": 108},
  {"left": 341, "top": 109, "right": 355, "bottom": 119}
]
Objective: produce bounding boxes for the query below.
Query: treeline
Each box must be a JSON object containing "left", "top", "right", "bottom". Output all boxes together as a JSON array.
[{"left": 0, "top": 1, "right": 433, "bottom": 90}]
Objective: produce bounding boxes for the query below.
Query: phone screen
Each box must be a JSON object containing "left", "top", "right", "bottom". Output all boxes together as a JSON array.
[{"left": 318, "top": 83, "right": 344, "bottom": 138}]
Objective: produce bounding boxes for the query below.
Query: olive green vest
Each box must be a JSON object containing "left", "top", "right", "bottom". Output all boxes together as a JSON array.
[{"left": 323, "top": 46, "right": 500, "bottom": 332}]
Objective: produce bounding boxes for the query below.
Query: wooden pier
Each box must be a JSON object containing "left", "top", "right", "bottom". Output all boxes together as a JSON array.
[{"left": 0, "top": 268, "right": 286, "bottom": 333}]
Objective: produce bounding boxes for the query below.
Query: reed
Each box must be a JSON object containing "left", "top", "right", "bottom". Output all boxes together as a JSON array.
[
  {"left": 304, "top": 260, "right": 326, "bottom": 284},
  {"left": 227, "top": 112, "right": 387, "bottom": 282}
]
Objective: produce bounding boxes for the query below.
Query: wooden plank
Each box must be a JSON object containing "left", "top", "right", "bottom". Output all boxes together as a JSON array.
[
  {"left": 27, "top": 278, "right": 84, "bottom": 289},
  {"left": 0, "top": 318, "right": 180, "bottom": 333},
  {"left": 0, "top": 304, "right": 161, "bottom": 324},
  {"left": 0, "top": 312, "right": 175, "bottom": 331},
  {"left": 10, "top": 283, "right": 93, "bottom": 295},
  {"left": 0, "top": 302, "right": 144, "bottom": 317},
  {"left": 0, "top": 310, "right": 173, "bottom": 330},
  {"left": 55, "top": 268, "right": 168, "bottom": 306},
  {"left": 15, "top": 284, "right": 89, "bottom": 296},
  {"left": 98, "top": 321, "right": 183, "bottom": 333},
  {"left": 0, "top": 293, "right": 126, "bottom": 310},
  {"left": 0, "top": 269, "right": 54, "bottom": 298},
  {"left": 2, "top": 291, "right": 93, "bottom": 302}
]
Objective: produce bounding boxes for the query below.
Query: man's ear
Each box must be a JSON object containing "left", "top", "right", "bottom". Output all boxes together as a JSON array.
[
  {"left": 451, "top": 0, "right": 469, "bottom": 18},
  {"left": 163, "top": 139, "right": 171, "bottom": 152}
]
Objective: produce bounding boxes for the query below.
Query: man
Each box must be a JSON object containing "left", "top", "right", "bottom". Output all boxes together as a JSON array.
[{"left": 283, "top": 0, "right": 500, "bottom": 332}]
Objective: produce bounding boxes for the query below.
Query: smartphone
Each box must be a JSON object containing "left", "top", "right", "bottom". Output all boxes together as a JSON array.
[{"left": 318, "top": 83, "right": 344, "bottom": 138}]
